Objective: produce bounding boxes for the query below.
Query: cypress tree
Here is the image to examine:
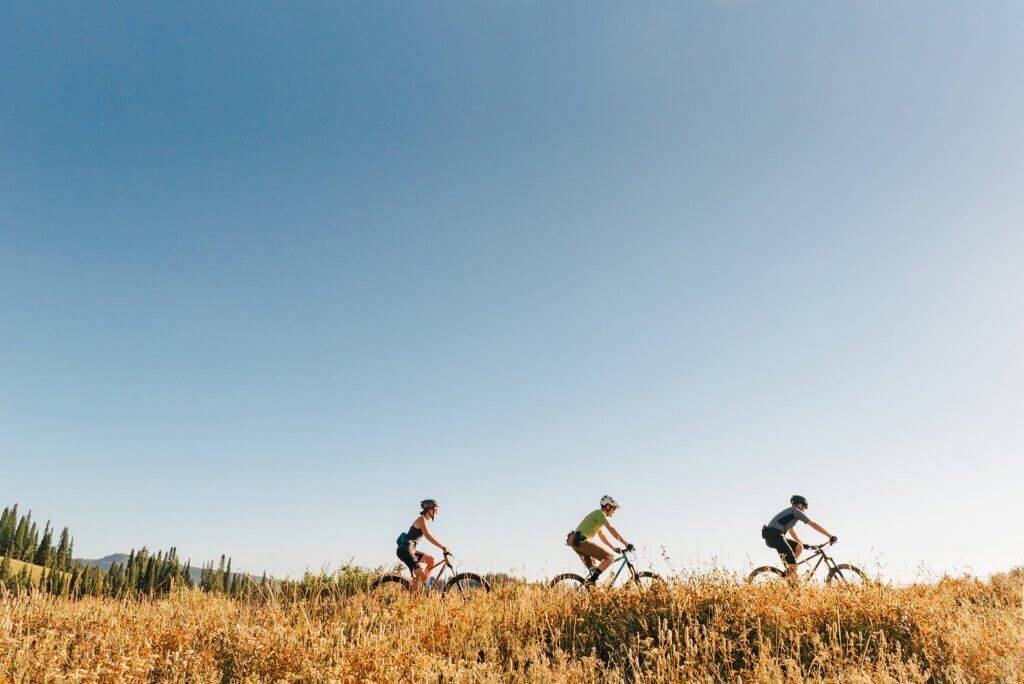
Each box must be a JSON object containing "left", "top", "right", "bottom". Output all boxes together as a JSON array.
[
  {"left": 11, "top": 514, "right": 28, "bottom": 560},
  {"left": 34, "top": 522, "right": 52, "bottom": 566},
  {"left": 55, "top": 528, "right": 72, "bottom": 571},
  {"left": 23, "top": 519, "right": 38, "bottom": 562},
  {"left": 0, "top": 508, "right": 9, "bottom": 553},
  {"left": 17, "top": 566, "right": 30, "bottom": 592},
  {"left": 0, "top": 504, "right": 18, "bottom": 553},
  {"left": 200, "top": 562, "right": 213, "bottom": 592},
  {"left": 143, "top": 557, "right": 157, "bottom": 595},
  {"left": 0, "top": 554, "right": 11, "bottom": 584}
]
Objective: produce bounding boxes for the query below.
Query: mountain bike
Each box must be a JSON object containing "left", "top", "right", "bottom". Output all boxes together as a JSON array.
[
  {"left": 550, "top": 545, "right": 663, "bottom": 590},
  {"left": 748, "top": 540, "right": 868, "bottom": 585},
  {"left": 370, "top": 552, "right": 490, "bottom": 595}
]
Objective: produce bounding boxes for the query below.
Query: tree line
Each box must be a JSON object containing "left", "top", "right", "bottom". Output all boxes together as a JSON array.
[{"left": 0, "top": 503, "right": 254, "bottom": 600}]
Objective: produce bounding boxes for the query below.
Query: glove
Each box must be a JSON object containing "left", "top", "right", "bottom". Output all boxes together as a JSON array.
[
  {"left": 829, "top": 536, "right": 838, "bottom": 544},
  {"left": 625, "top": 543, "right": 635, "bottom": 552}
]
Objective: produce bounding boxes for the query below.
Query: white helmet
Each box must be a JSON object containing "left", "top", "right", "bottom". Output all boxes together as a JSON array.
[{"left": 600, "top": 495, "right": 619, "bottom": 509}]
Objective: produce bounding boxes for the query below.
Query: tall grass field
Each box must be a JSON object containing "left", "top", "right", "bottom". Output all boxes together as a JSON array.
[{"left": 1, "top": 569, "right": 1021, "bottom": 682}]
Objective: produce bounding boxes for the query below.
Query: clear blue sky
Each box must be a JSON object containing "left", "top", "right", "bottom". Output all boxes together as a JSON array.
[{"left": 3, "top": 2, "right": 1022, "bottom": 581}]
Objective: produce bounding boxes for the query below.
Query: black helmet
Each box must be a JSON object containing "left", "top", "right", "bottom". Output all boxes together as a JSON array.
[
  {"left": 420, "top": 499, "right": 438, "bottom": 511},
  {"left": 790, "top": 494, "right": 808, "bottom": 507}
]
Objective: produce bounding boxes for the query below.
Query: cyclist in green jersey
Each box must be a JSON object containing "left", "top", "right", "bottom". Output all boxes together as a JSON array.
[{"left": 566, "top": 495, "right": 633, "bottom": 585}]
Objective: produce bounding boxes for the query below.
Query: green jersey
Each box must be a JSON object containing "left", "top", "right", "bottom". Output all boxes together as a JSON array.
[{"left": 575, "top": 509, "right": 608, "bottom": 539}]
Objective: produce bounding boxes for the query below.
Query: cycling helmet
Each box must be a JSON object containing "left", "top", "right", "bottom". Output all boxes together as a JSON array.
[
  {"left": 600, "top": 495, "right": 619, "bottom": 509},
  {"left": 420, "top": 499, "right": 438, "bottom": 510},
  {"left": 790, "top": 494, "right": 808, "bottom": 507}
]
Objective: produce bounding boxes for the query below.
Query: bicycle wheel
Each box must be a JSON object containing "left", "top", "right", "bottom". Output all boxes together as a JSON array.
[
  {"left": 444, "top": 572, "right": 490, "bottom": 594},
  {"left": 370, "top": 574, "right": 409, "bottom": 595},
  {"left": 549, "top": 573, "right": 587, "bottom": 591},
  {"left": 631, "top": 571, "right": 664, "bottom": 590},
  {"left": 747, "top": 566, "right": 787, "bottom": 584},
  {"left": 827, "top": 564, "right": 869, "bottom": 586}
]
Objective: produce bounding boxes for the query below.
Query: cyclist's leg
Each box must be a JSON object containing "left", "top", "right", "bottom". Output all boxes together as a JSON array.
[
  {"left": 763, "top": 528, "right": 799, "bottom": 582},
  {"left": 576, "top": 541, "right": 611, "bottom": 582},
  {"left": 420, "top": 552, "right": 437, "bottom": 576},
  {"left": 783, "top": 539, "right": 803, "bottom": 583},
  {"left": 398, "top": 543, "right": 426, "bottom": 590},
  {"left": 573, "top": 546, "right": 595, "bottom": 570}
]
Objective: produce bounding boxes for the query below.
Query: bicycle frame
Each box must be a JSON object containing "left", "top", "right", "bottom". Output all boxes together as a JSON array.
[
  {"left": 790, "top": 543, "right": 840, "bottom": 580},
  {"left": 413, "top": 552, "right": 456, "bottom": 589},
  {"left": 603, "top": 552, "right": 641, "bottom": 586}
]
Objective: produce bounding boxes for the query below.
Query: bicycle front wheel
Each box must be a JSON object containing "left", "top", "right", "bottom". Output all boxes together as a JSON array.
[
  {"left": 827, "top": 563, "right": 869, "bottom": 586},
  {"left": 549, "top": 573, "right": 587, "bottom": 591},
  {"left": 631, "top": 571, "right": 664, "bottom": 590}
]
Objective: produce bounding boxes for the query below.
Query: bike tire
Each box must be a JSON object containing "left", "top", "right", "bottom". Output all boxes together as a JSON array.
[
  {"left": 444, "top": 572, "right": 490, "bottom": 594},
  {"left": 549, "top": 573, "right": 587, "bottom": 590},
  {"left": 827, "top": 563, "right": 869, "bottom": 586},
  {"left": 747, "top": 566, "right": 787, "bottom": 583},
  {"left": 632, "top": 571, "right": 664, "bottom": 589},
  {"left": 370, "top": 574, "right": 410, "bottom": 592}
]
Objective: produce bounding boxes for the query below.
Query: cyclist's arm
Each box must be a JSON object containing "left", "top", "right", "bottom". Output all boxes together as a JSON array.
[
  {"left": 603, "top": 523, "right": 629, "bottom": 548},
  {"left": 596, "top": 529, "right": 617, "bottom": 550},
  {"left": 805, "top": 520, "right": 833, "bottom": 539},
  {"left": 416, "top": 519, "right": 449, "bottom": 554}
]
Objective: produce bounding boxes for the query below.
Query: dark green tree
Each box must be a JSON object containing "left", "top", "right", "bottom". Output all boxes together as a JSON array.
[
  {"left": 0, "top": 554, "right": 11, "bottom": 585},
  {"left": 55, "top": 527, "right": 72, "bottom": 571},
  {"left": 0, "top": 504, "right": 17, "bottom": 553},
  {"left": 34, "top": 522, "right": 53, "bottom": 566}
]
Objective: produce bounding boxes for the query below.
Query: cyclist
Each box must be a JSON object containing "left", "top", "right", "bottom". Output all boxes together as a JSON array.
[
  {"left": 566, "top": 495, "right": 633, "bottom": 585},
  {"left": 396, "top": 499, "right": 449, "bottom": 591},
  {"left": 762, "top": 494, "right": 837, "bottom": 582}
]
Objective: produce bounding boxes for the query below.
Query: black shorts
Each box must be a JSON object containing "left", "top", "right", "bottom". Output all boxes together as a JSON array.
[
  {"left": 762, "top": 526, "right": 798, "bottom": 565},
  {"left": 396, "top": 541, "right": 425, "bottom": 572}
]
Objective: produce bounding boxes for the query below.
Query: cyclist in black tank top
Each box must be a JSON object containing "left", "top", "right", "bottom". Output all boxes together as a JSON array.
[
  {"left": 396, "top": 499, "right": 449, "bottom": 591},
  {"left": 405, "top": 523, "right": 424, "bottom": 542}
]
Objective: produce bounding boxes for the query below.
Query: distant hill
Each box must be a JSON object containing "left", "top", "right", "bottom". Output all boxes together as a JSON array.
[
  {"left": 78, "top": 554, "right": 206, "bottom": 585},
  {"left": 77, "top": 553, "right": 130, "bottom": 571}
]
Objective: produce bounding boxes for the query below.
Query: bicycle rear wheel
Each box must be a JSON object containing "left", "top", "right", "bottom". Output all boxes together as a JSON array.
[
  {"left": 827, "top": 563, "right": 868, "bottom": 586},
  {"left": 444, "top": 572, "right": 490, "bottom": 594},
  {"left": 747, "top": 566, "right": 787, "bottom": 584},
  {"left": 549, "top": 573, "right": 587, "bottom": 591}
]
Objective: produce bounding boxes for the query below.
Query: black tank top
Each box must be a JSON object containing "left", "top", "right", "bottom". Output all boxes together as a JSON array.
[{"left": 406, "top": 521, "right": 424, "bottom": 542}]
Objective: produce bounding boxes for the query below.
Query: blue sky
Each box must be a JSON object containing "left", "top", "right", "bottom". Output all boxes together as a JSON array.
[{"left": 2, "top": 2, "right": 1022, "bottom": 580}]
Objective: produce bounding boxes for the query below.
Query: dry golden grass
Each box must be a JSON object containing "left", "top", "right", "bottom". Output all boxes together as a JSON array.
[{"left": 0, "top": 572, "right": 1021, "bottom": 682}]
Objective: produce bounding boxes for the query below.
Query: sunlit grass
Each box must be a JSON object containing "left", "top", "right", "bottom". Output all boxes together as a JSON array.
[{"left": 0, "top": 569, "right": 1020, "bottom": 681}]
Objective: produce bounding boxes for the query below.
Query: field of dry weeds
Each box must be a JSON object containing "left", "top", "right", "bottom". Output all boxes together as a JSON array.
[{"left": 1, "top": 571, "right": 1021, "bottom": 682}]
